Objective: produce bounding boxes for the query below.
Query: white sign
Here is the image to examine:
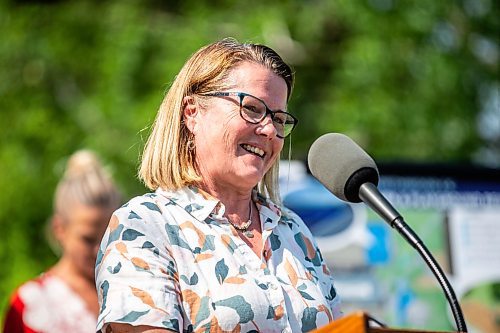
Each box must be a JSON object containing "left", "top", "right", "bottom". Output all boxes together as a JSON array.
[{"left": 448, "top": 207, "right": 500, "bottom": 297}]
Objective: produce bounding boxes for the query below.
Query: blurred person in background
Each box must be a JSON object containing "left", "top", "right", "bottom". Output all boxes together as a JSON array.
[
  {"left": 95, "top": 38, "right": 341, "bottom": 333},
  {"left": 3, "top": 150, "right": 121, "bottom": 333}
]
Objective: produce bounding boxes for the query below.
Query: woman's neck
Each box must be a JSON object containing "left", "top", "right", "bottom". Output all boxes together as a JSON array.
[
  {"left": 50, "top": 257, "right": 95, "bottom": 289},
  {"left": 49, "top": 257, "right": 99, "bottom": 315},
  {"left": 197, "top": 182, "right": 254, "bottom": 223}
]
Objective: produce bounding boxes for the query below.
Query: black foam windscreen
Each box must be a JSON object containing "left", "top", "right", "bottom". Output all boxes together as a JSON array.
[{"left": 308, "top": 133, "right": 379, "bottom": 202}]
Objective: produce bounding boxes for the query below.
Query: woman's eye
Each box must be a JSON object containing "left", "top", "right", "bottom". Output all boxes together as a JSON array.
[
  {"left": 243, "top": 104, "right": 261, "bottom": 114},
  {"left": 273, "top": 115, "right": 287, "bottom": 125},
  {"left": 82, "top": 236, "right": 97, "bottom": 245}
]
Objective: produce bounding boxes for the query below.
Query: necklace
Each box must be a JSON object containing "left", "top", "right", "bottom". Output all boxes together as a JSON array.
[{"left": 227, "top": 200, "right": 254, "bottom": 238}]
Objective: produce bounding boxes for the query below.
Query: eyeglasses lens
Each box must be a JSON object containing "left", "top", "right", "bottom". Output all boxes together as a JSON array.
[{"left": 240, "top": 95, "right": 295, "bottom": 138}]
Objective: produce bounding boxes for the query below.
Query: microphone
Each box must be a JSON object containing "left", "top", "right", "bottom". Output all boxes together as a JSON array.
[
  {"left": 308, "top": 133, "right": 467, "bottom": 333},
  {"left": 308, "top": 133, "right": 400, "bottom": 225}
]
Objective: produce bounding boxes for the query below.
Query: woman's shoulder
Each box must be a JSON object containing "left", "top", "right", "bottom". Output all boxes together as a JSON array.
[
  {"left": 108, "top": 190, "right": 187, "bottom": 237},
  {"left": 114, "top": 191, "right": 173, "bottom": 218},
  {"left": 5, "top": 273, "right": 97, "bottom": 333},
  {"left": 8, "top": 273, "right": 70, "bottom": 308},
  {"left": 119, "top": 191, "right": 165, "bottom": 208}
]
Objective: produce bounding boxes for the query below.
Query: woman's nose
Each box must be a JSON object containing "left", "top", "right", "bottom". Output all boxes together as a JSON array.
[{"left": 255, "top": 114, "right": 278, "bottom": 139}]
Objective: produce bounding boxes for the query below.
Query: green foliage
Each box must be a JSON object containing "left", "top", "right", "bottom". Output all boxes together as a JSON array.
[{"left": 0, "top": 0, "right": 497, "bottom": 327}]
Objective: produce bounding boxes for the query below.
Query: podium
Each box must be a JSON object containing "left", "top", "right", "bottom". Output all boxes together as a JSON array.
[{"left": 312, "top": 312, "right": 460, "bottom": 333}]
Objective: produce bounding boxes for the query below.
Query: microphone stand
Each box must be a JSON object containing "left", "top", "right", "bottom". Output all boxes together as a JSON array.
[{"left": 359, "top": 182, "right": 468, "bottom": 333}]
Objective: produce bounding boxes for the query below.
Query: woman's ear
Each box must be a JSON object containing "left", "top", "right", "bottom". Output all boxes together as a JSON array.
[
  {"left": 51, "top": 214, "right": 66, "bottom": 245},
  {"left": 183, "top": 95, "right": 198, "bottom": 134}
]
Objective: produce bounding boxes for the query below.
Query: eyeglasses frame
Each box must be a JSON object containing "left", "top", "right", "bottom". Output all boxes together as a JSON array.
[{"left": 200, "top": 91, "right": 298, "bottom": 139}]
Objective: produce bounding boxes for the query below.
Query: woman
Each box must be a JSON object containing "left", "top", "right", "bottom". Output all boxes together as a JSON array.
[
  {"left": 96, "top": 38, "right": 342, "bottom": 333},
  {"left": 3, "top": 150, "right": 121, "bottom": 333}
]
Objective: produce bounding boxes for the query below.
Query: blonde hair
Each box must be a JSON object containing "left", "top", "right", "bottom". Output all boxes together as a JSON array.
[
  {"left": 54, "top": 150, "right": 121, "bottom": 220},
  {"left": 139, "top": 38, "right": 294, "bottom": 203}
]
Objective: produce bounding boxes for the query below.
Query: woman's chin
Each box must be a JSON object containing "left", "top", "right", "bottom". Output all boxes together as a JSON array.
[{"left": 230, "top": 170, "right": 265, "bottom": 189}]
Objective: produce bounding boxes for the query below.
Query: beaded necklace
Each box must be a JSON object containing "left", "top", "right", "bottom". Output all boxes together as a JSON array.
[{"left": 227, "top": 200, "right": 254, "bottom": 238}]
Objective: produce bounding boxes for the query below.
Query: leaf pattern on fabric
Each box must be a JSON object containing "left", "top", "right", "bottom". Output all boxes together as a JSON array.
[
  {"left": 180, "top": 275, "right": 189, "bottom": 285},
  {"left": 142, "top": 241, "right": 156, "bottom": 250},
  {"left": 115, "top": 242, "right": 128, "bottom": 256},
  {"left": 299, "top": 290, "right": 315, "bottom": 300},
  {"left": 194, "top": 296, "right": 212, "bottom": 328},
  {"left": 108, "top": 214, "right": 120, "bottom": 231},
  {"left": 107, "top": 217, "right": 124, "bottom": 245},
  {"left": 163, "top": 318, "right": 180, "bottom": 332},
  {"left": 294, "top": 232, "right": 320, "bottom": 265},
  {"left": 181, "top": 289, "right": 201, "bottom": 324},
  {"left": 200, "top": 235, "right": 215, "bottom": 252},
  {"left": 213, "top": 295, "right": 254, "bottom": 323},
  {"left": 95, "top": 186, "right": 342, "bottom": 333},
  {"left": 215, "top": 259, "right": 229, "bottom": 284},
  {"left": 220, "top": 234, "right": 237, "bottom": 254},
  {"left": 131, "top": 257, "right": 150, "bottom": 272},
  {"left": 141, "top": 201, "right": 162, "bottom": 213},
  {"left": 274, "top": 304, "right": 284, "bottom": 320},
  {"left": 269, "top": 233, "right": 281, "bottom": 251},
  {"left": 116, "top": 310, "right": 150, "bottom": 323},
  {"left": 128, "top": 211, "right": 141, "bottom": 220},
  {"left": 317, "top": 304, "right": 333, "bottom": 322},
  {"left": 107, "top": 262, "right": 122, "bottom": 274},
  {"left": 101, "top": 247, "right": 113, "bottom": 267},
  {"left": 185, "top": 203, "right": 203, "bottom": 213},
  {"left": 123, "top": 229, "right": 145, "bottom": 241},
  {"left": 100, "top": 280, "right": 109, "bottom": 312},
  {"left": 180, "top": 273, "right": 199, "bottom": 286},
  {"left": 284, "top": 258, "right": 298, "bottom": 287},
  {"left": 95, "top": 247, "right": 110, "bottom": 267},
  {"left": 159, "top": 260, "right": 179, "bottom": 281},
  {"left": 130, "top": 287, "right": 168, "bottom": 314},
  {"left": 194, "top": 253, "right": 213, "bottom": 263},
  {"left": 325, "top": 285, "right": 337, "bottom": 301},
  {"left": 266, "top": 305, "right": 274, "bottom": 319},
  {"left": 305, "top": 267, "right": 318, "bottom": 282},
  {"left": 165, "top": 224, "right": 192, "bottom": 250},
  {"left": 267, "top": 303, "right": 285, "bottom": 320},
  {"left": 130, "top": 287, "right": 156, "bottom": 307},
  {"left": 190, "top": 273, "right": 199, "bottom": 285},
  {"left": 257, "top": 283, "right": 269, "bottom": 290},
  {"left": 224, "top": 276, "right": 246, "bottom": 284},
  {"left": 301, "top": 307, "right": 319, "bottom": 332},
  {"left": 179, "top": 220, "right": 206, "bottom": 247}
]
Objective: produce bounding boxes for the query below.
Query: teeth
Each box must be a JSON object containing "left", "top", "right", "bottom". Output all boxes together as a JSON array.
[{"left": 242, "top": 144, "right": 265, "bottom": 157}]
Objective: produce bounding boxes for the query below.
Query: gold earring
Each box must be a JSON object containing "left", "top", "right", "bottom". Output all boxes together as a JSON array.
[{"left": 187, "top": 136, "right": 195, "bottom": 151}]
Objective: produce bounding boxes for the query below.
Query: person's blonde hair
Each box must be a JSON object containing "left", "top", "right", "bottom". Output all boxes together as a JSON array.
[
  {"left": 139, "top": 38, "right": 294, "bottom": 203},
  {"left": 54, "top": 150, "right": 121, "bottom": 220}
]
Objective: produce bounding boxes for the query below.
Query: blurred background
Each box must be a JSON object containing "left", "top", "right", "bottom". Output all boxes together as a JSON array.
[{"left": 0, "top": 0, "right": 498, "bottom": 331}]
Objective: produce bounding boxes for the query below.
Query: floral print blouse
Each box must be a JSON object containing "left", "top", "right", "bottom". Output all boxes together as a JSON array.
[
  {"left": 95, "top": 186, "right": 341, "bottom": 333},
  {"left": 3, "top": 273, "right": 97, "bottom": 333}
]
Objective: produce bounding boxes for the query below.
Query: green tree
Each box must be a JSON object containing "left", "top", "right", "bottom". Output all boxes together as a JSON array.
[{"left": 0, "top": 0, "right": 497, "bottom": 328}]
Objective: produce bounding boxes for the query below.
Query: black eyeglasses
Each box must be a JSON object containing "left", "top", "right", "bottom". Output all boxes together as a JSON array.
[{"left": 202, "top": 91, "right": 298, "bottom": 138}]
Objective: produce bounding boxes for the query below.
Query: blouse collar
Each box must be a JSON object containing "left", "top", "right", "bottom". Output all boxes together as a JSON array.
[{"left": 156, "top": 186, "right": 283, "bottom": 229}]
